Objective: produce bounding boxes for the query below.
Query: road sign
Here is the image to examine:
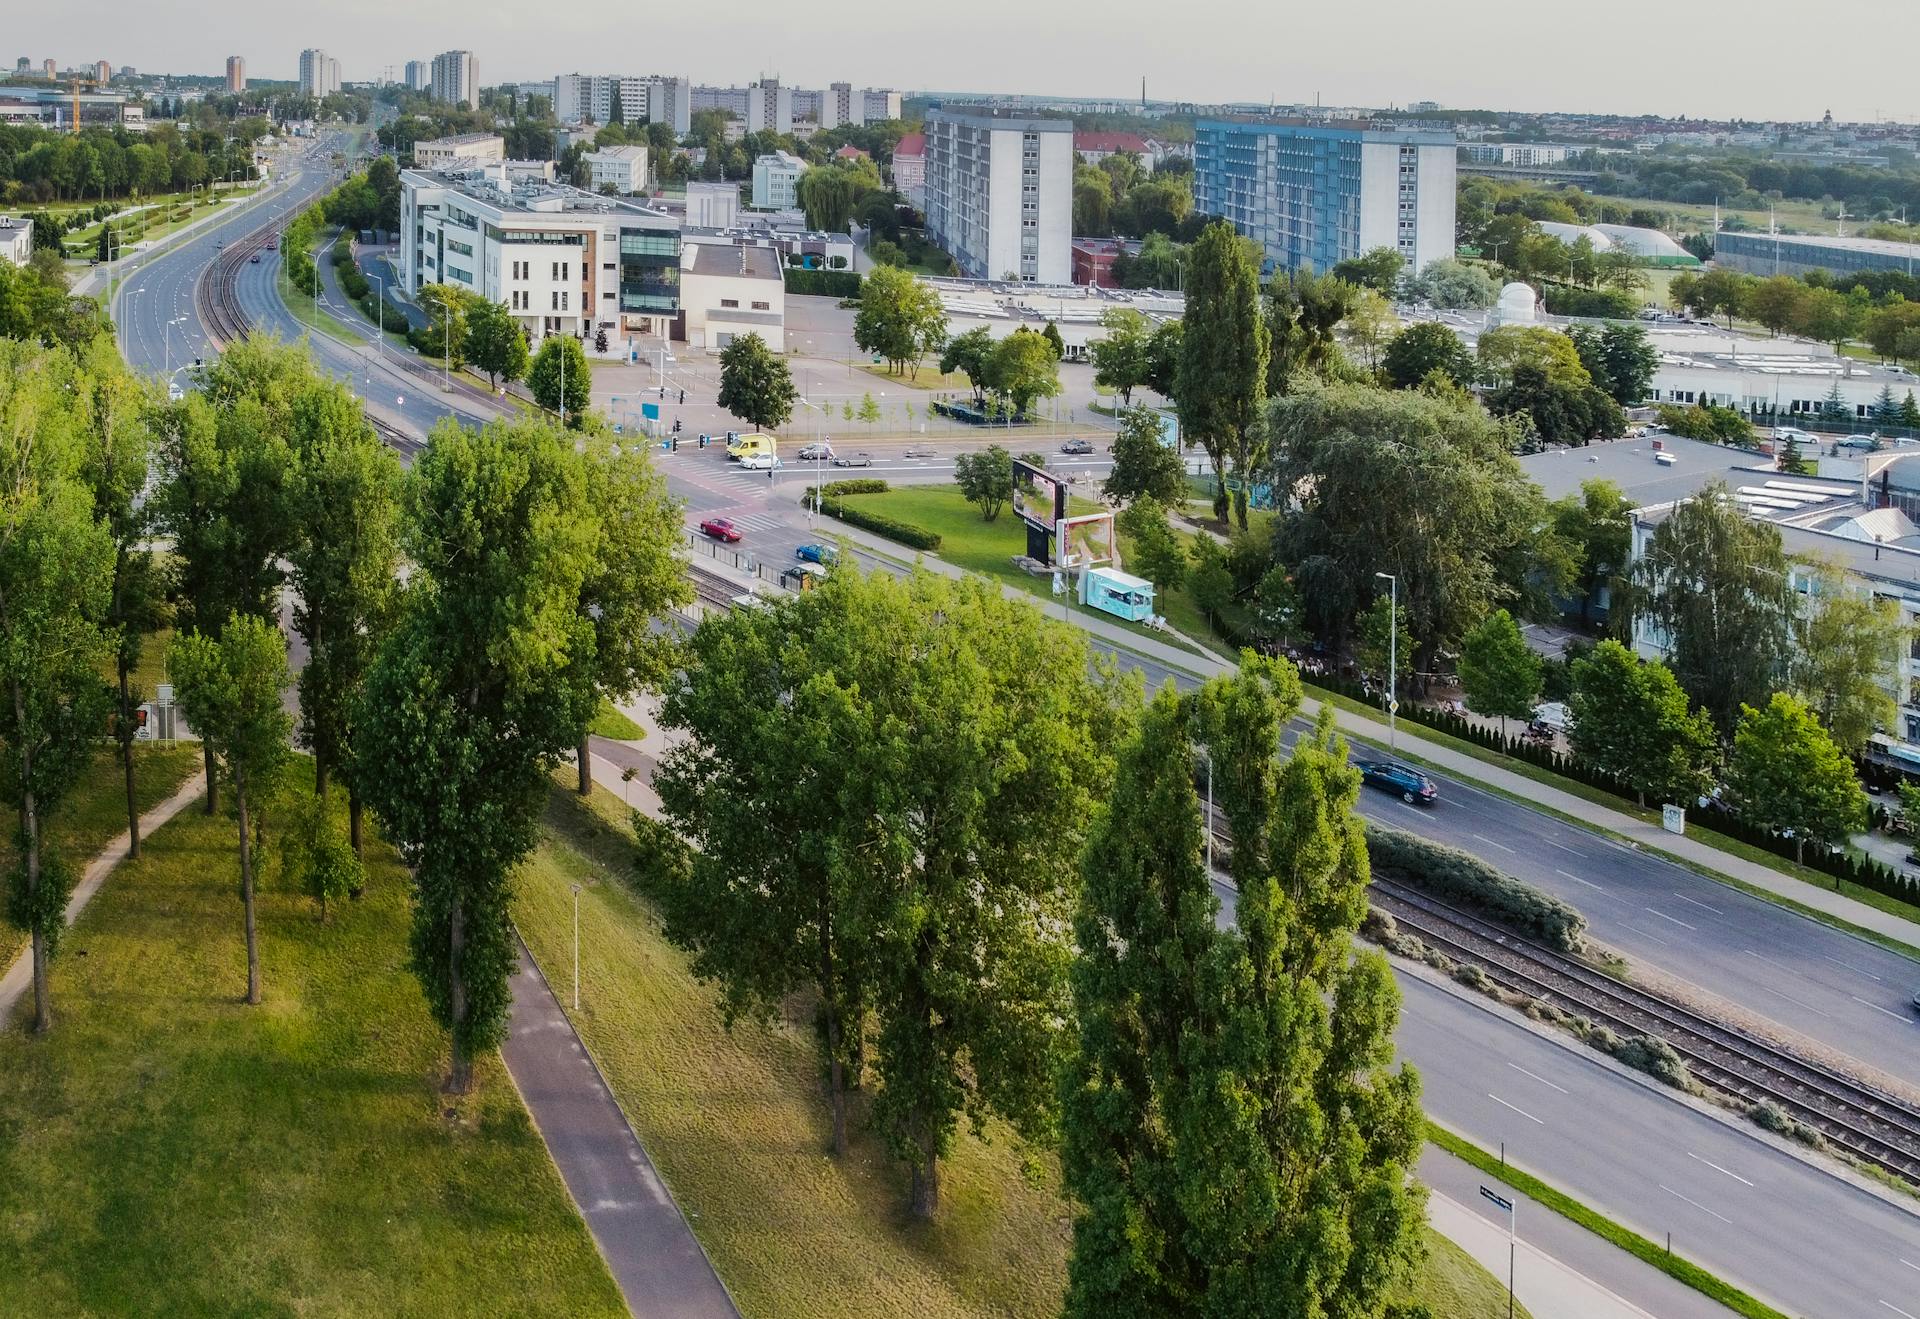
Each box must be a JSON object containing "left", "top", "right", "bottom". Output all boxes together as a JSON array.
[
  {"left": 641, "top": 402, "right": 660, "bottom": 420},
  {"left": 1479, "top": 1187, "right": 1513, "bottom": 1214},
  {"left": 1388, "top": 699, "right": 1400, "bottom": 714}
]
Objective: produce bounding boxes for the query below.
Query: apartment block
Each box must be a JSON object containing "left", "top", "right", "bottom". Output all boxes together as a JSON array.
[
  {"left": 430, "top": 50, "right": 478, "bottom": 110},
  {"left": 751, "top": 151, "right": 804, "bottom": 210},
  {"left": 298, "top": 48, "right": 340, "bottom": 99},
  {"left": 922, "top": 110, "right": 1073, "bottom": 283},
  {"left": 225, "top": 56, "right": 245, "bottom": 93}
]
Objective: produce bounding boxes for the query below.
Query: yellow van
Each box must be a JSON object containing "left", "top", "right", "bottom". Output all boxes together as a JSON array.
[{"left": 726, "top": 433, "right": 778, "bottom": 462}]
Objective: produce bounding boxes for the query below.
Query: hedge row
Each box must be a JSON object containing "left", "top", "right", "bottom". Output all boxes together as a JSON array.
[
  {"left": 820, "top": 499, "right": 941, "bottom": 551},
  {"left": 784, "top": 268, "right": 862, "bottom": 298},
  {"left": 819, "top": 478, "right": 888, "bottom": 497},
  {"left": 1365, "top": 823, "right": 1588, "bottom": 952}
]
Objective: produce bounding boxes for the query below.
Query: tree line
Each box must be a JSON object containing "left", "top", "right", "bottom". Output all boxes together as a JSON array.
[{"left": 0, "top": 122, "right": 258, "bottom": 206}]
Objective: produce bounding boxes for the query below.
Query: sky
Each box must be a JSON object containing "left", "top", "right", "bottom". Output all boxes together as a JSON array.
[{"left": 18, "top": 0, "right": 1920, "bottom": 125}]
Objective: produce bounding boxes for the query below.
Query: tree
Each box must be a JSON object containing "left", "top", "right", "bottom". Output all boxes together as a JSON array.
[
  {"left": 655, "top": 567, "right": 1125, "bottom": 1209},
  {"left": 1144, "top": 319, "right": 1183, "bottom": 400},
  {"left": 1872, "top": 384, "right": 1903, "bottom": 427},
  {"left": 1568, "top": 640, "right": 1718, "bottom": 807},
  {"left": 954, "top": 443, "right": 1014, "bottom": 521},
  {"left": 1902, "top": 390, "right": 1920, "bottom": 429},
  {"left": 1458, "top": 609, "right": 1542, "bottom": 737},
  {"left": 1728, "top": 692, "right": 1867, "bottom": 863},
  {"left": 1549, "top": 478, "right": 1633, "bottom": 626},
  {"left": 857, "top": 392, "right": 882, "bottom": 426},
  {"left": 1476, "top": 324, "right": 1591, "bottom": 389},
  {"left": 1401, "top": 257, "right": 1495, "bottom": 310},
  {"left": 1356, "top": 594, "right": 1414, "bottom": 696},
  {"left": 1567, "top": 233, "right": 1600, "bottom": 287},
  {"left": 1491, "top": 363, "right": 1623, "bottom": 448},
  {"left": 1042, "top": 320, "right": 1066, "bottom": 360},
  {"left": 1626, "top": 482, "right": 1795, "bottom": 732},
  {"left": 1693, "top": 268, "right": 1750, "bottom": 330},
  {"left": 170, "top": 613, "right": 293, "bottom": 1005},
  {"left": 1116, "top": 497, "right": 1187, "bottom": 597},
  {"left": 715, "top": 332, "right": 797, "bottom": 432},
  {"left": 527, "top": 333, "right": 591, "bottom": 423},
  {"left": 277, "top": 779, "right": 364, "bottom": 920},
  {"left": 1187, "top": 536, "right": 1234, "bottom": 627},
  {"left": 1343, "top": 287, "right": 1398, "bottom": 371},
  {"left": 853, "top": 265, "right": 947, "bottom": 376},
  {"left": 0, "top": 341, "right": 115, "bottom": 1035},
  {"left": 357, "top": 417, "right": 602, "bottom": 1093},
  {"left": 285, "top": 376, "right": 401, "bottom": 855},
  {"left": 1570, "top": 322, "right": 1659, "bottom": 405},
  {"left": 1330, "top": 245, "right": 1404, "bottom": 294},
  {"left": 1090, "top": 307, "right": 1152, "bottom": 404},
  {"left": 1747, "top": 275, "right": 1811, "bottom": 338},
  {"left": 1864, "top": 301, "right": 1920, "bottom": 362},
  {"left": 1597, "top": 248, "right": 1648, "bottom": 294},
  {"left": 1062, "top": 666, "right": 1424, "bottom": 1316},
  {"left": 1179, "top": 221, "right": 1268, "bottom": 526},
  {"left": 1793, "top": 565, "right": 1912, "bottom": 754},
  {"left": 939, "top": 325, "right": 996, "bottom": 402},
  {"left": 416, "top": 283, "right": 477, "bottom": 368},
  {"left": 987, "top": 328, "right": 1062, "bottom": 417},
  {"left": 464, "top": 298, "right": 528, "bottom": 388},
  {"left": 1103, "top": 406, "right": 1185, "bottom": 506},
  {"left": 1794, "top": 288, "right": 1860, "bottom": 363},
  {"left": 1266, "top": 266, "right": 1357, "bottom": 392},
  {"left": 1382, "top": 320, "right": 1475, "bottom": 391},
  {"left": 797, "top": 160, "right": 879, "bottom": 232},
  {"left": 571, "top": 435, "right": 691, "bottom": 795}
]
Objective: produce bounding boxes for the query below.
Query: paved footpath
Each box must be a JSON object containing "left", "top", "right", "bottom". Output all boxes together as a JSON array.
[{"left": 501, "top": 939, "right": 737, "bottom": 1318}]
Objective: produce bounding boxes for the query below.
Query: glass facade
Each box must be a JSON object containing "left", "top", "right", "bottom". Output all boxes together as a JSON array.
[
  {"left": 1195, "top": 122, "right": 1364, "bottom": 274},
  {"left": 619, "top": 228, "right": 679, "bottom": 312}
]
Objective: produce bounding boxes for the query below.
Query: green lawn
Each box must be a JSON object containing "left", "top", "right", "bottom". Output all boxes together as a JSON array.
[
  {"left": 588, "top": 699, "right": 644, "bottom": 741},
  {"left": 0, "top": 759, "right": 625, "bottom": 1317},
  {"left": 853, "top": 361, "right": 968, "bottom": 391},
  {"left": 515, "top": 776, "right": 1529, "bottom": 1317},
  {"left": 0, "top": 743, "right": 201, "bottom": 972}
]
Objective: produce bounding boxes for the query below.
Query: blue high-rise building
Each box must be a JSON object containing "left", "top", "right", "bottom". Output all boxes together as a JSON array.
[{"left": 1193, "top": 120, "right": 1456, "bottom": 276}]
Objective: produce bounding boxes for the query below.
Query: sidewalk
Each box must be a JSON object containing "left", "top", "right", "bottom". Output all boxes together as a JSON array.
[{"left": 0, "top": 772, "right": 207, "bottom": 1027}]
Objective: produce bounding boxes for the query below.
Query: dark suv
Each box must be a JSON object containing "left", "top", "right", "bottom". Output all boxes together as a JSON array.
[{"left": 1355, "top": 761, "right": 1438, "bottom": 805}]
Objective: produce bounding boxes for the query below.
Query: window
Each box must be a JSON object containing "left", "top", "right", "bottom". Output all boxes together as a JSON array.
[
  {"left": 551, "top": 292, "right": 559, "bottom": 311},
  {"left": 751, "top": 300, "right": 770, "bottom": 311},
  {"left": 720, "top": 298, "right": 739, "bottom": 308}
]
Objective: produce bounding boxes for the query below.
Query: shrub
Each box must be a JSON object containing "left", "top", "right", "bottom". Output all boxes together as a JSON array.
[
  {"left": 1365, "top": 824, "right": 1588, "bottom": 952},
  {"left": 784, "top": 268, "right": 862, "bottom": 298},
  {"left": 1605, "top": 1034, "right": 1695, "bottom": 1092},
  {"left": 1541, "top": 285, "right": 1640, "bottom": 319},
  {"left": 819, "top": 478, "right": 889, "bottom": 497},
  {"left": 1750, "top": 1100, "right": 1825, "bottom": 1148},
  {"left": 820, "top": 499, "right": 941, "bottom": 551}
]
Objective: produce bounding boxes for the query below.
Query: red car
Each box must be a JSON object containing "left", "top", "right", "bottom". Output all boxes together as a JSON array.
[{"left": 698, "top": 517, "right": 742, "bottom": 543}]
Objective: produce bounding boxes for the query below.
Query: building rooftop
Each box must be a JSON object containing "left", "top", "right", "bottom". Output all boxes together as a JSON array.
[
  {"left": 756, "top": 150, "right": 806, "bottom": 170},
  {"left": 1196, "top": 116, "right": 1455, "bottom": 145},
  {"left": 1520, "top": 436, "right": 1762, "bottom": 505},
  {"left": 403, "top": 167, "right": 675, "bottom": 222},
  {"left": 685, "top": 243, "right": 782, "bottom": 280},
  {"left": 925, "top": 108, "right": 1073, "bottom": 132},
  {"left": 1073, "top": 131, "right": 1151, "bottom": 155},
  {"left": 418, "top": 132, "right": 502, "bottom": 148},
  {"left": 893, "top": 132, "right": 925, "bottom": 157},
  {"left": 585, "top": 145, "right": 647, "bottom": 162},
  {"left": 1718, "top": 229, "right": 1920, "bottom": 261}
]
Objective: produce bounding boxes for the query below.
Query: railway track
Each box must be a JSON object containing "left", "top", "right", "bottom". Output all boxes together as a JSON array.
[
  {"left": 195, "top": 220, "right": 278, "bottom": 347},
  {"left": 1370, "top": 877, "right": 1920, "bottom": 1184}
]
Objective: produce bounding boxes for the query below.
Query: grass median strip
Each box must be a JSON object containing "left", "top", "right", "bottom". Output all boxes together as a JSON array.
[{"left": 1426, "top": 1123, "right": 1790, "bottom": 1319}]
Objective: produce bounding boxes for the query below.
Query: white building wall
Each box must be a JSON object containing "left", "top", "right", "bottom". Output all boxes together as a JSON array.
[
  {"left": 1413, "top": 144, "right": 1458, "bottom": 272},
  {"left": 1033, "top": 130, "right": 1074, "bottom": 285},
  {"left": 985, "top": 130, "right": 1022, "bottom": 281},
  {"left": 1357, "top": 143, "right": 1400, "bottom": 258}
]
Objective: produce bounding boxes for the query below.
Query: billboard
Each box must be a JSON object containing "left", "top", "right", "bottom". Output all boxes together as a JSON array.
[
  {"left": 1057, "top": 511, "right": 1116, "bottom": 571},
  {"left": 1011, "top": 459, "right": 1066, "bottom": 534}
]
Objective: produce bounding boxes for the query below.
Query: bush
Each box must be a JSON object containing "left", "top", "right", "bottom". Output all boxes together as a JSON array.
[
  {"left": 1366, "top": 824, "right": 1588, "bottom": 952},
  {"left": 1750, "top": 1100, "right": 1825, "bottom": 1149},
  {"left": 784, "top": 268, "right": 862, "bottom": 298},
  {"left": 1604, "top": 1034, "right": 1695, "bottom": 1092},
  {"left": 820, "top": 498, "right": 941, "bottom": 551},
  {"left": 1541, "top": 285, "right": 1640, "bottom": 319},
  {"left": 818, "top": 478, "right": 889, "bottom": 497}
]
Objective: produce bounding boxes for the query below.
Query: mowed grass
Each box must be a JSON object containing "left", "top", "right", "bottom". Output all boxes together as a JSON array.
[
  {"left": 0, "top": 742, "right": 200, "bottom": 970},
  {"left": 514, "top": 776, "right": 1530, "bottom": 1318},
  {"left": 588, "top": 698, "right": 645, "bottom": 741},
  {"left": 0, "top": 760, "right": 625, "bottom": 1318}
]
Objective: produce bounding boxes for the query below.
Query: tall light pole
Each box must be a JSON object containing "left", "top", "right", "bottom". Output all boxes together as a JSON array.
[
  {"left": 369, "top": 270, "right": 387, "bottom": 362},
  {"left": 1374, "top": 570, "right": 1398, "bottom": 752},
  {"left": 570, "top": 883, "right": 582, "bottom": 1011}
]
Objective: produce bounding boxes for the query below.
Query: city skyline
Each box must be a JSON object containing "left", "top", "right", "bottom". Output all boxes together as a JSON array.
[{"left": 8, "top": 0, "right": 1917, "bottom": 124}]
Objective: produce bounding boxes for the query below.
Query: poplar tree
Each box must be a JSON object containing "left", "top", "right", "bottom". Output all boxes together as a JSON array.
[{"left": 1178, "top": 220, "right": 1268, "bottom": 527}]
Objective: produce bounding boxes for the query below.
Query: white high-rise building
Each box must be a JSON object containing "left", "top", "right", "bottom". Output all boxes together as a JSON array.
[
  {"left": 821, "top": 84, "right": 903, "bottom": 129},
  {"left": 745, "top": 80, "right": 791, "bottom": 136},
  {"left": 923, "top": 110, "right": 1073, "bottom": 283},
  {"left": 430, "top": 50, "right": 478, "bottom": 110},
  {"left": 404, "top": 60, "right": 429, "bottom": 92},
  {"left": 298, "top": 48, "right": 340, "bottom": 99},
  {"left": 554, "top": 74, "right": 690, "bottom": 136}
]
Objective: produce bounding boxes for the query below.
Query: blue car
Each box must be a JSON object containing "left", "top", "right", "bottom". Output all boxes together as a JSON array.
[
  {"left": 1356, "top": 761, "right": 1437, "bottom": 805},
  {"left": 794, "top": 543, "right": 839, "bottom": 565}
]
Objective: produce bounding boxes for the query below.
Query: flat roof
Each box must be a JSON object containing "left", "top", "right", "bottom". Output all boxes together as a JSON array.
[
  {"left": 686, "top": 243, "right": 782, "bottom": 280},
  {"left": 418, "top": 132, "right": 501, "bottom": 148},
  {"left": 926, "top": 108, "right": 1073, "bottom": 132},
  {"left": 1717, "top": 229, "right": 1920, "bottom": 260},
  {"left": 1520, "top": 436, "right": 1762, "bottom": 505},
  {"left": 1196, "top": 117, "right": 1454, "bottom": 146}
]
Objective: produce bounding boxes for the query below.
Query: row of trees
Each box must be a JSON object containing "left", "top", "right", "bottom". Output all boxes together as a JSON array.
[
  {"left": 0, "top": 121, "right": 258, "bottom": 205},
  {"left": 1670, "top": 268, "right": 1920, "bottom": 365}
]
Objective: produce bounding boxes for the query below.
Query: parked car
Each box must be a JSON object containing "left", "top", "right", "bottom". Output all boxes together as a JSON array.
[
  {"left": 832, "top": 452, "right": 873, "bottom": 467},
  {"left": 1355, "top": 761, "right": 1438, "bottom": 805},
  {"left": 794, "top": 543, "right": 839, "bottom": 565},
  {"left": 1060, "top": 438, "right": 1095, "bottom": 455},
  {"left": 797, "top": 443, "right": 834, "bottom": 461},
  {"left": 903, "top": 445, "right": 936, "bottom": 459},
  {"left": 698, "top": 517, "right": 742, "bottom": 543},
  {"left": 738, "top": 453, "right": 782, "bottom": 471}
]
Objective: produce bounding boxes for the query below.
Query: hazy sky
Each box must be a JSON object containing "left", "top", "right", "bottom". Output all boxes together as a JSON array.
[{"left": 19, "top": 0, "right": 1920, "bottom": 125}]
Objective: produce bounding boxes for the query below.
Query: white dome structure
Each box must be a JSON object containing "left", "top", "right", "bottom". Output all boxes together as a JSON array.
[{"left": 1495, "top": 281, "right": 1539, "bottom": 326}]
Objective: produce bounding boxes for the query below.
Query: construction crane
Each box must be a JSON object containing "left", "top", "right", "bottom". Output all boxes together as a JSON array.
[{"left": 67, "top": 77, "right": 99, "bottom": 134}]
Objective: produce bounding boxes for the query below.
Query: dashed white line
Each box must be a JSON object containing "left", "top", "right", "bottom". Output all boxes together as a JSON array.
[
  {"left": 1756, "top": 983, "right": 1833, "bottom": 1018},
  {"left": 1824, "top": 955, "right": 1882, "bottom": 982},
  {"left": 1671, "top": 891, "right": 1724, "bottom": 916},
  {"left": 1472, "top": 833, "right": 1518, "bottom": 855},
  {"left": 1487, "top": 1093, "right": 1545, "bottom": 1125},
  {"left": 1507, "top": 1063, "right": 1569, "bottom": 1094},
  {"left": 1658, "top": 1184, "right": 1733, "bottom": 1225},
  {"left": 1850, "top": 995, "right": 1914, "bottom": 1023},
  {"left": 1899, "top": 1257, "right": 1920, "bottom": 1273},
  {"left": 1642, "top": 906, "right": 1697, "bottom": 930},
  {"left": 1686, "top": 1151, "right": 1754, "bottom": 1186},
  {"left": 1557, "top": 868, "right": 1604, "bottom": 891},
  {"left": 1626, "top": 924, "right": 1673, "bottom": 947},
  {"left": 1545, "top": 837, "right": 1587, "bottom": 857},
  {"left": 1879, "top": 1301, "right": 1919, "bottom": 1319}
]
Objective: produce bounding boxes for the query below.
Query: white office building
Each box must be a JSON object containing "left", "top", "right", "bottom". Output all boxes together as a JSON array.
[
  {"left": 298, "top": 49, "right": 340, "bottom": 99},
  {"left": 413, "top": 133, "right": 505, "bottom": 169},
  {"left": 400, "top": 165, "right": 682, "bottom": 341},
  {"left": 1462, "top": 142, "right": 1573, "bottom": 167},
  {"left": 553, "top": 74, "right": 690, "bottom": 135},
  {"left": 585, "top": 145, "right": 649, "bottom": 195},
  {"left": 685, "top": 181, "right": 740, "bottom": 228},
  {"left": 0, "top": 216, "right": 33, "bottom": 268},
  {"left": 430, "top": 50, "right": 478, "bottom": 110},
  {"left": 751, "top": 151, "right": 805, "bottom": 211},
  {"left": 679, "top": 243, "right": 785, "bottom": 352},
  {"left": 404, "top": 60, "right": 429, "bottom": 92},
  {"left": 922, "top": 110, "right": 1074, "bottom": 284}
]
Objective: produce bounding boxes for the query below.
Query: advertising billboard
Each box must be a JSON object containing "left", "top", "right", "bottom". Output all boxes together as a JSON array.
[
  {"left": 1011, "top": 459, "right": 1066, "bottom": 534},
  {"left": 1057, "top": 511, "right": 1116, "bottom": 571}
]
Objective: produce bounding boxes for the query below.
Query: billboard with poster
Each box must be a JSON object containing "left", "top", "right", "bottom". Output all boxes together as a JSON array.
[
  {"left": 1057, "top": 511, "right": 1117, "bottom": 571},
  {"left": 1012, "top": 459, "right": 1066, "bottom": 533}
]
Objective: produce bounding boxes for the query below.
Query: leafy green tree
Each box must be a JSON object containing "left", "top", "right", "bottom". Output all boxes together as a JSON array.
[
  {"left": 1382, "top": 320, "right": 1475, "bottom": 390},
  {"left": 1625, "top": 481, "right": 1795, "bottom": 731},
  {"left": 1728, "top": 692, "right": 1868, "bottom": 863},
  {"left": 1570, "top": 322, "right": 1659, "bottom": 405},
  {"left": 1330, "top": 245, "right": 1405, "bottom": 294},
  {"left": 1062, "top": 666, "right": 1424, "bottom": 1316},
  {"left": 1902, "top": 390, "right": 1920, "bottom": 429},
  {"left": 1491, "top": 363, "right": 1624, "bottom": 448},
  {"left": 1179, "top": 221, "right": 1268, "bottom": 526},
  {"left": 1356, "top": 594, "right": 1414, "bottom": 696},
  {"left": 987, "top": 327, "right": 1062, "bottom": 417},
  {"left": 857, "top": 392, "right": 882, "bottom": 426},
  {"left": 1477, "top": 324, "right": 1591, "bottom": 389},
  {"left": 854, "top": 264, "right": 947, "bottom": 376},
  {"left": 1654, "top": 402, "right": 1754, "bottom": 445},
  {"left": 1117, "top": 497, "right": 1187, "bottom": 597},
  {"left": 1343, "top": 287, "right": 1398, "bottom": 371},
  {"left": 1265, "top": 265, "right": 1357, "bottom": 392},
  {"left": 416, "top": 283, "right": 477, "bottom": 367},
  {"left": 1794, "top": 288, "right": 1861, "bottom": 361},
  {"left": 1747, "top": 275, "right": 1810, "bottom": 338},
  {"left": 0, "top": 341, "right": 115, "bottom": 1035},
  {"left": 1458, "top": 609, "right": 1543, "bottom": 737},
  {"left": 1549, "top": 478, "right": 1633, "bottom": 626},
  {"left": 715, "top": 331, "right": 797, "bottom": 432},
  {"left": 277, "top": 787, "right": 364, "bottom": 920},
  {"left": 1042, "top": 320, "right": 1066, "bottom": 359},
  {"left": 170, "top": 613, "right": 293, "bottom": 1005},
  {"left": 1568, "top": 640, "right": 1718, "bottom": 807},
  {"left": 1693, "top": 267, "right": 1751, "bottom": 330},
  {"left": 939, "top": 325, "right": 996, "bottom": 402},
  {"left": 1792, "top": 564, "right": 1913, "bottom": 754},
  {"left": 1863, "top": 302, "right": 1920, "bottom": 362},
  {"left": 1103, "top": 406, "right": 1185, "bottom": 506},
  {"left": 1090, "top": 307, "right": 1152, "bottom": 403},
  {"left": 285, "top": 376, "right": 402, "bottom": 854},
  {"left": 571, "top": 436, "right": 690, "bottom": 795},
  {"left": 1401, "top": 257, "right": 1495, "bottom": 310},
  {"left": 1187, "top": 535, "right": 1234, "bottom": 627},
  {"left": 464, "top": 298, "right": 528, "bottom": 388},
  {"left": 953, "top": 443, "right": 1014, "bottom": 521},
  {"left": 1872, "top": 384, "right": 1902, "bottom": 427},
  {"left": 1144, "top": 319, "right": 1183, "bottom": 400},
  {"left": 796, "top": 160, "right": 879, "bottom": 232},
  {"left": 527, "top": 333, "right": 591, "bottom": 423},
  {"left": 357, "top": 417, "right": 603, "bottom": 1093}
]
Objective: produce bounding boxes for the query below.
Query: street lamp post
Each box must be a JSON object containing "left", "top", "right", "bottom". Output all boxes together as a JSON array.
[
  {"left": 1374, "top": 571, "right": 1398, "bottom": 751},
  {"left": 570, "top": 883, "right": 582, "bottom": 1011},
  {"left": 369, "top": 270, "right": 386, "bottom": 362}
]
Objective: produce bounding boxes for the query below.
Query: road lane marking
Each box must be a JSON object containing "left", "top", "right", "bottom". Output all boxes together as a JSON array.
[
  {"left": 1824, "top": 955, "right": 1882, "bottom": 982},
  {"left": 1642, "top": 906, "right": 1696, "bottom": 930},
  {"left": 1879, "top": 1302, "right": 1919, "bottom": 1319},
  {"left": 1671, "top": 892, "right": 1724, "bottom": 915},
  {"left": 1850, "top": 994, "right": 1914, "bottom": 1022},
  {"left": 1556, "top": 868, "right": 1604, "bottom": 891},
  {"left": 1472, "top": 833, "right": 1518, "bottom": 855},
  {"left": 1755, "top": 983, "right": 1833, "bottom": 1018},
  {"left": 1625, "top": 923, "right": 1673, "bottom": 946},
  {"left": 1658, "top": 1184, "right": 1733, "bottom": 1225},
  {"left": 1899, "top": 1257, "right": 1920, "bottom": 1273},
  {"left": 1487, "top": 1093, "right": 1544, "bottom": 1124},
  {"left": 1686, "top": 1151, "right": 1754, "bottom": 1186},
  {"left": 1544, "top": 836, "right": 1587, "bottom": 856},
  {"left": 1507, "top": 1063, "right": 1568, "bottom": 1094}
]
